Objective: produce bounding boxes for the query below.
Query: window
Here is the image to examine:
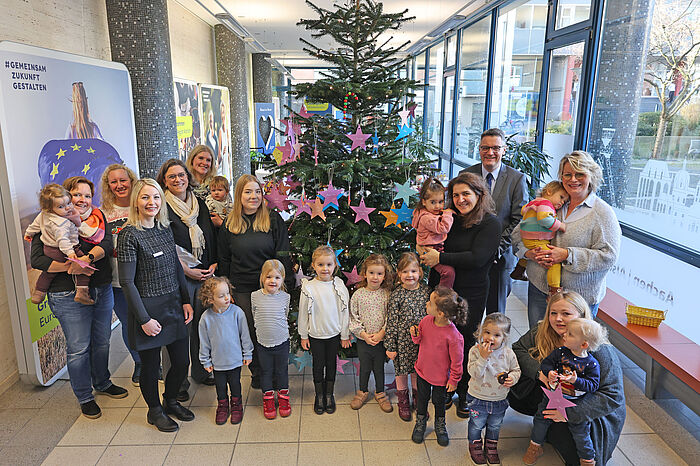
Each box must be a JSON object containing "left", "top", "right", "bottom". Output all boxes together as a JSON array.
[
  {"left": 425, "top": 44, "right": 445, "bottom": 147},
  {"left": 414, "top": 52, "right": 426, "bottom": 123},
  {"left": 555, "top": 0, "right": 592, "bottom": 29},
  {"left": 446, "top": 34, "right": 457, "bottom": 68}
]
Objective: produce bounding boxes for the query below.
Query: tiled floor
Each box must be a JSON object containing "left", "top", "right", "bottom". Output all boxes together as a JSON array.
[{"left": 0, "top": 282, "right": 697, "bottom": 465}]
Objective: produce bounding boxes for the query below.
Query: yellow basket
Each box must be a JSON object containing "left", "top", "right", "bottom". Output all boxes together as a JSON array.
[{"left": 625, "top": 304, "right": 667, "bottom": 328}]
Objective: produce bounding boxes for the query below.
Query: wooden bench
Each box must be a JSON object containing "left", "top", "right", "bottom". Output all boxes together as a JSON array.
[{"left": 597, "top": 289, "right": 700, "bottom": 416}]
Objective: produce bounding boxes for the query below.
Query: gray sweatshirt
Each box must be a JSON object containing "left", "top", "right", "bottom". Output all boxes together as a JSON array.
[{"left": 199, "top": 304, "right": 253, "bottom": 371}]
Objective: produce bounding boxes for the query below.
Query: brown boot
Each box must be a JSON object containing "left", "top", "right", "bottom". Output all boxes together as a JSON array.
[
  {"left": 484, "top": 439, "right": 500, "bottom": 464},
  {"left": 31, "top": 289, "right": 46, "bottom": 305},
  {"left": 523, "top": 442, "right": 544, "bottom": 465},
  {"left": 74, "top": 286, "right": 95, "bottom": 305},
  {"left": 469, "top": 439, "right": 487, "bottom": 464},
  {"left": 510, "top": 263, "right": 528, "bottom": 281},
  {"left": 350, "top": 390, "right": 370, "bottom": 410},
  {"left": 397, "top": 389, "right": 411, "bottom": 421},
  {"left": 375, "top": 391, "right": 393, "bottom": 413}
]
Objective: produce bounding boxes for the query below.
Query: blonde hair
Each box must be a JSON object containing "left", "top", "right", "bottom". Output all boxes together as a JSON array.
[
  {"left": 260, "top": 259, "right": 286, "bottom": 291},
  {"left": 358, "top": 254, "right": 395, "bottom": 290},
  {"left": 530, "top": 290, "right": 592, "bottom": 362},
  {"left": 199, "top": 276, "right": 233, "bottom": 308},
  {"left": 567, "top": 318, "right": 609, "bottom": 352},
  {"left": 476, "top": 312, "right": 512, "bottom": 344},
  {"left": 39, "top": 184, "right": 71, "bottom": 212},
  {"left": 125, "top": 178, "right": 170, "bottom": 229},
  {"left": 100, "top": 164, "right": 137, "bottom": 212},
  {"left": 209, "top": 175, "right": 230, "bottom": 191},
  {"left": 396, "top": 252, "right": 423, "bottom": 285},
  {"left": 311, "top": 245, "right": 336, "bottom": 267},
  {"left": 226, "top": 174, "right": 271, "bottom": 234},
  {"left": 539, "top": 180, "right": 566, "bottom": 198},
  {"left": 69, "top": 82, "right": 96, "bottom": 139},
  {"left": 186, "top": 145, "right": 216, "bottom": 186},
  {"left": 558, "top": 150, "right": 603, "bottom": 194}
]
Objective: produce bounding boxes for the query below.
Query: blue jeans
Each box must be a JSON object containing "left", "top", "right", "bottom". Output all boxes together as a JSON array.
[
  {"left": 531, "top": 398, "right": 594, "bottom": 460},
  {"left": 527, "top": 283, "right": 600, "bottom": 328},
  {"left": 257, "top": 340, "right": 289, "bottom": 392},
  {"left": 47, "top": 283, "right": 114, "bottom": 404},
  {"left": 112, "top": 287, "right": 140, "bottom": 364},
  {"left": 467, "top": 396, "right": 509, "bottom": 441}
]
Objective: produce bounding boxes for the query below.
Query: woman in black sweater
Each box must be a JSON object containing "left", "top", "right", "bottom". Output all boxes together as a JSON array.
[
  {"left": 218, "top": 174, "right": 293, "bottom": 388},
  {"left": 420, "top": 172, "right": 501, "bottom": 416}
]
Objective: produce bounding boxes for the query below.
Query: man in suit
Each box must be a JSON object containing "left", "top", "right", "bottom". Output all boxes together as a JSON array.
[{"left": 460, "top": 128, "right": 528, "bottom": 315}]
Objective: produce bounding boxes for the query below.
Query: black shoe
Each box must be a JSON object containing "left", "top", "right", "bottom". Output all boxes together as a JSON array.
[
  {"left": 435, "top": 416, "right": 449, "bottom": 446},
  {"left": 163, "top": 396, "right": 195, "bottom": 421},
  {"left": 97, "top": 384, "right": 128, "bottom": 399},
  {"left": 202, "top": 375, "right": 216, "bottom": 386},
  {"left": 132, "top": 363, "right": 141, "bottom": 387},
  {"left": 176, "top": 389, "right": 190, "bottom": 403},
  {"left": 411, "top": 414, "right": 427, "bottom": 443},
  {"left": 324, "top": 381, "right": 336, "bottom": 414},
  {"left": 313, "top": 382, "right": 325, "bottom": 415},
  {"left": 250, "top": 376, "right": 261, "bottom": 390},
  {"left": 147, "top": 406, "right": 178, "bottom": 432},
  {"left": 80, "top": 400, "right": 102, "bottom": 419},
  {"left": 456, "top": 397, "right": 470, "bottom": 418},
  {"left": 445, "top": 391, "right": 454, "bottom": 410}
]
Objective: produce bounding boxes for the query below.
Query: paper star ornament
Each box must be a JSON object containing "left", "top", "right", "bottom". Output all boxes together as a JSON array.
[
  {"left": 328, "top": 243, "right": 344, "bottom": 266},
  {"left": 346, "top": 125, "right": 371, "bottom": 151},
  {"left": 350, "top": 197, "right": 376, "bottom": 224},
  {"left": 285, "top": 176, "right": 301, "bottom": 191},
  {"left": 290, "top": 195, "right": 312, "bottom": 217},
  {"left": 310, "top": 197, "right": 327, "bottom": 221},
  {"left": 379, "top": 203, "right": 399, "bottom": 227},
  {"left": 264, "top": 185, "right": 289, "bottom": 211},
  {"left": 318, "top": 183, "right": 344, "bottom": 209},
  {"left": 351, "top": 361, "right": 361, "bottom": 373},
  {"left": 541, "top": 385, "right": 577, "bottom": 421},
  {"left": 294, "top": 352, "right": 313, "bottom": 373},
  {"left": 298, "top": 104, "right": 311, "bottom": 119},
  {"left": 343, "top": 266, "right": 363, "bottom": 286},
  {"left": 407, "top": 102, "right": 417, "bottom": 118},
  {"left": 398, "top": 109, "right": 410, "bottom": 127},
  {"left": 392, "top": 203, "right": 414, "bottom": 225},
  {"left": 294, "top": 265, "right": 310, "bottom": 288},
  {"left": 394, "top": 180, "right": 418, "bottom": 204},
  {"left": 394, "top": 124, "right": 414, "bottom": 141},
  {"left": 336, "top": 356, "right": 350, "bottom": 375}
]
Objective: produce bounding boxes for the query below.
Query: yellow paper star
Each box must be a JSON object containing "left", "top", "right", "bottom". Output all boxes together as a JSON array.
[
  {"left": 310, "top": 197, "right": 326, "bottom": 221},
  {"left": 86, "top": 147, "right": 95, "bottom": 154},
  {"left": 50, "top": 162, "right": 59, "bottom": 180},
  {"left": 71, "top": 143, "right": 81, "bottom": 151},
  {"left": 379, "top": 203, "right": 399, "bottom": 227},
  {"left": 81, "top": 163, "right": 91, "bottom": 174},
  {"left": 56, "top": 148, "right": 66, "bottom": 159}
]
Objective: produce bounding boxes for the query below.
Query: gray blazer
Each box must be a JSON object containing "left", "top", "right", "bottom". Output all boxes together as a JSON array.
[{"left": 460, "top": 163, "right": 528, "bottom": 266}]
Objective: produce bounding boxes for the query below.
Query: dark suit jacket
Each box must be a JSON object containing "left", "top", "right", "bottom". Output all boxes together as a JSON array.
[{"left": 460, "top": 163, "right": 528, "bottom": 266}]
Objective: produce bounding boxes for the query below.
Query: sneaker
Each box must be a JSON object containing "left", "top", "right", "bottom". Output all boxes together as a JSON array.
[
  {"left": 350, "top": 390, "right": 370, "bottom": 410},
  {"left": 30, "top": 289, "right": 46, "bottom": 305},
  {"left": 375, "top": 391, "right": 393, "bottom": 413},
  {"left": 97, "top": 384, "right": 128, "bottom": 399},
  {"left": 80, "top": 400, "right": 102, "bottom": 419},
  {"left": 456, "top": 397, "right": 470, "bottom": 418},
  {"left": 510, "top": 263, "right": 528, "bottom": 281},
  {"left": 469, "top": 439, "right": 487, "bottom": 465},
  {"left": 263, "top": 391, "right": 277, "bottom": 419},
  {"left": 523, "top": 442, "right": 544, "bottom": 465},
  {"left": 397, "top": 389, "right": 411, "bottom": 421},
  {"left": 74, "top": 286, "right": 95, "bottom": 305},
  {"left": 278, "top": 389, "right": 292, "bottom": 417},
  {"left": 131, "top": 363, "right": 141, "bottom": 387}
]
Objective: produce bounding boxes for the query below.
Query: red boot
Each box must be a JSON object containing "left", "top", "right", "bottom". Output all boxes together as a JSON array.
[
  {"left": 397, "top": 389, "right": 412, "bottom": 422},
  {"left": 263, "top": 391, "right": 277, "bottom": 420},
  {"left": 215, "top": 398, "right": 229, "bottom": 425},
  {"left": 230, "top": 396, "right": 243, "bottom": 424},
  {"left": 278, "top": 389, "right": 292, "bottom": 417}
]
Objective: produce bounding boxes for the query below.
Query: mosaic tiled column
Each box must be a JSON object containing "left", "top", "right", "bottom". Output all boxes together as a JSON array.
[
  {"left": 588, "top": 0, "right": 653, "bottom": 208},
  {"left": 252, "top": 53, "right": 273, "bottom": 103},
  {"left": 215, "top": 24, "right": 250, "bottom": 179},
  {"left": 105, "top": 0, "right": 178, "bottom": 177}
]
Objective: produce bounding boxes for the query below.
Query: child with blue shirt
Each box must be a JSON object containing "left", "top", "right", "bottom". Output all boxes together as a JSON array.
[
  {"left": 524, "top": 317, "right": 608, "bottom": 466},
  {"left": 198, "top": 276, "right": 253, "bottom": 425}
]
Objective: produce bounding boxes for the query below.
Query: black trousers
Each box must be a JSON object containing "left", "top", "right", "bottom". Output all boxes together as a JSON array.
[
  {"left": 257, "top": 340, "right": 289, "bottom": 392},
  {"left": 357, "top": 339, "right": 386, "bottom": 392},
  {"left": 416, "top": 373, "right": 446, "bottom": 417},
  {"left": 214, "top": 366, "right": 242, "bottom": 400},
  {"left": 309, "top": 334, "right": 340, "bottom": 383},
  {"left": 454, "top": 285, "right": 488, "bottom": 399},
  {"left": 139, "top": 337, "right": 189, "bottom": 408},
  {"left": 232, "top": 291, "right": 260, "bottom": 381},
  {"left": 486, "top": 255, "right": 514, "bottom": 315}
]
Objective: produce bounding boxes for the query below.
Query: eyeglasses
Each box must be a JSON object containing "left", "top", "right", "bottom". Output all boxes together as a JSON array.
[
  {"left": 562, "top": 172, "right": 586, "bottom": 180},
  {"left": 166, "top": 172, "right": 188, "bottom": 181},
  {"left": 479, "top": 145, "right": 504, "bottom": 152}
]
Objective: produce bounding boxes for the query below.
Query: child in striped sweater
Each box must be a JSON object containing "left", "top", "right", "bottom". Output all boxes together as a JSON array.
[{"left": 511, "top": 181, "right": 569, "bottom": 294}]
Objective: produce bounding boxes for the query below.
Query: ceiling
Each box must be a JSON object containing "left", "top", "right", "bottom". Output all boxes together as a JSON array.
[{"left": 176, "top": 0, "right": 491, "bottom": 68}]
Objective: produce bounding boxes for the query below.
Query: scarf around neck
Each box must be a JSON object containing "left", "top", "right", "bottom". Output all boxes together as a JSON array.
[{"left": 165, "top": 190, "right": 205, "bottom": 261}]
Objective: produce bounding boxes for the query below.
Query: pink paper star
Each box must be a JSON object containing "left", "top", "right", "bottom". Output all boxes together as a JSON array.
[
  {"left": 264, "top": 185, "right": 289, "bottom": 211},
  {"left": 294, "top": 265, "right": 310, "bottom": 288},
  {"left": 407, "top": 102, "right": 417, "bottom": 118},
  {"left": 278, "top": 141, "right": 294, "bottom": 165},
  {"left": 351, "top": 361, "right": 361, "bottom": 373},
  {"left": 343, "top": 265, "right": 363, "bottom": 286},
  {"left": 298, "top": 104, "right": 311, "bottom": 119},
  {"left": 398, "top": 109, "right": 410, "bottom": 127},
  {"left": 292, "top": 142, "right": 303, "bottom": 162},
  {"left": 350, "top": 197, "right": 376, "bottom": 224},
  {"left": 541, "top": 385, "right": 577, "bottom": 421},
  {"left": 290, "top": 195, "right": 312, "bottom": 218},
  {"left": 285, "top": 176, "right": 301, "bottom": 191},
  {"left": 336, "top": 356, "right": 350, "bottom": 375},
  {"left": 281, "top": 118, "right": 301, "bottom": 137},
  {"left": 346, "top": 125, "right": 371, "bottom": 151},
  {"left": 314, "top": 148, "right": 319, "bottom": 166},
  {"left": 318, "top": 183, "right": 344, "bottom": 209}
]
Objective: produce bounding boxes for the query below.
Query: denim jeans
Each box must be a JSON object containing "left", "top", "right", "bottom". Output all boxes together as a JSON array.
[
  {"left": 527, "top": 283, "right": 600, "bottom": 328},
  {"left": 112, "top": 287, "right": 140, "bottom": 364},
  {"left": 48, "top": 283, "right": 114, "bottom": 404},
  {"left": 467, "top": 396, "right": 509, "bottom": 441},
  {"left": 531, "top": 397, "right": 594, "bottom": 460}
]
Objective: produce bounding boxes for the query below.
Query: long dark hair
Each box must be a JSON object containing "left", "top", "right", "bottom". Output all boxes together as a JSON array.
[
  {"left": 414, "top": 177, "right": 446, "bottom": 214},
  {"left": 447, "top": 172, "right": 495, "bottom": 228}
]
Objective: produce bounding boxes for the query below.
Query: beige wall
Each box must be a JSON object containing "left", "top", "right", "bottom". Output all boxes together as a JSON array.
[{"left": 0, "top": 0, "right": 215, "bottom": 394}]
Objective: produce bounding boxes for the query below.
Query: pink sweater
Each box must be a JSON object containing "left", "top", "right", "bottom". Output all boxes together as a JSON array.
[
  {"left": 412, "top": 315, "right": 464, "bottom": 387},
  {"left": 412, "top": 209, "right": 454, "bottom": 246}
]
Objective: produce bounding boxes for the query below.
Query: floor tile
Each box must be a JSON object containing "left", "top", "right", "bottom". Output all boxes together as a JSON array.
[
  {"left": 94, "top": 378, "right": 140, "bottom": 408},
  {"left": 246, "top": 375, "right": 303, "bottom": 406},
  {"left": 508, "top": 310, "right": 529, "bottom": 328},
  {"left": 10, "top": 405, "right": 78, "bottom": 447},
  {"left": 300, "top": 404, "right": 360, "bottom": 441},
  {"left": 608, "top": 447, "right": 634, "bottom": 466},
  {"left": 358, "top": 406, "right": 414, "bottom": 440},
  {"left": 42, "top": 446, "right": 106, "bottom": 466},
  {"left": 301, "top": 374, "right": 356, "bottom": 405},
  {"left": 0, "top": 379, "right": 67, "bottom": 409},
  {"left": 617, "top": 433, "right": 687, "bottom": 465},
  {"left": 424, "top": 438, "right": 469, "bottom": 464},
  {"left": 231, "top": 442, "right": 298, "bottom": 465},
  {"left": 164, "top": 443, "right": 234, "bottom": 465},
  {"left": 1, "top": 445, "right": 55, "bottom": 465},
  {"left": 236, "top": 405, "right": 301, "bottom": 443},
  {"left": 0, "top": 408, "right": 37, "bottom": 444},
  {"left": 97, "top": 445, "right": 170, "bottom": 465},
  {"left": 173, "top": 406, "right": 240, "bottom": 444},
  {"left": 498, "top": 407, "right": 535, "bottom": 438},
  {"left": 111, "top": 358, "right": 135, "bottom": 379},
  {"left": 298, "top": 441, "right": 363, "bottom": 465},
  {"left": 495, "top": 437, "right": 563, "bottom": 465},
  {"left": 361, "top": 440, "right": 429, "bottom": 465},
  {"left": 424, "top": 408, "right": 469, "bottom": 440},
  {"left": 58, "top": 407, "right": 130, "bottom": 446},
  {"left": 109, "top": 407, "right": 177, "bottom": 445},
  {"left": 622, "top": 408, "right": 653, "bottom": 434}
]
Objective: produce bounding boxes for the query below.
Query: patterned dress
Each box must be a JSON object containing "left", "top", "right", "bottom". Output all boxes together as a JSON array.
[{"left": 384, "top": 283, "right": 431, "bottom": 375}]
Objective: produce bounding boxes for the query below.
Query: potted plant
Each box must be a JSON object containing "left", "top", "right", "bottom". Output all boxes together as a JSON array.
[{"left": 503, "top": 134, "right": 550, "bottom": 199}]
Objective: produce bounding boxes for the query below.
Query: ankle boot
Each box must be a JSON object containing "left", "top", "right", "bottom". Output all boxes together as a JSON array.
[
  {"left": 230, "top": 396, "right": 243, "bottom": 424},
  {"left": 485, "top": 439, "right": 501, "bottom": 464},
  {"left": 313, "top": 382, "right": 325, "bottom": 415},
  {"left": 147, "top": 406, "right": 178, "bottom": 432},
  {"left": 434, "top": 416, "right": 449, "bottom": 446},
  {"left": 277, "top": 389, "right": 292, "bottom": 417},
  {"left": 324, "top": 381, "right": 336, "bottom": 414},
  {"left": 215, "top": 398, "right": 229, "bottom": 425},
  {"left": 396, "top": 389, "right": 412, "bottom": 421},
  {"left": 411, "top": 413, "right": 427, "bottom": 443},
  {"left": 263, "top": 391, "right": 276, "bottom": 420},
  {"left": 163, "top": 395, "right": 195, "bottom": 421},
  {"left": 74, "top": 286, "right": 95, "bottom": 305}
]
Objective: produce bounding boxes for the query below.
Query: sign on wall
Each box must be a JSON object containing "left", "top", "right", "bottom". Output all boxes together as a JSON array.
[
  {"left": 199, "top": 84, "right": 232, "bottom": 181},
  {"left": 254, "top": 102, "right": 275, "bottom": 155},
  {"left": 173, "top": 78, "right": 201, "bottom": 161},
  {"left": 0, "top": 41, "right": 139, "bottom": 385}
]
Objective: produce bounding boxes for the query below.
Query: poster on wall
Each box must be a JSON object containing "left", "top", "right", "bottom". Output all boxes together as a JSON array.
[
  {"left": 173, "top": 78, "right": 201, "bottom": 161},
  {"left": 199, "top": 84, "right": 232, "bottom": 181},
  {"left": 0, "top": 41, "right": 139, "bottom": 385},
  {"left": 254, "top": 102, "right": 275, "bottom": 155}
]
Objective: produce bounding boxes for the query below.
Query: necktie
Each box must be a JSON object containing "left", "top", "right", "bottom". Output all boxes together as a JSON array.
[{"left": 486, "top": 172, "right": 494, "bottom": 192}]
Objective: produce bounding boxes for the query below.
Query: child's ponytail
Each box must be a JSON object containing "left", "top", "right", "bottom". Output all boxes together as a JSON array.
[{"left": 433, "top": 286, "right": 468, "bottom": 326}]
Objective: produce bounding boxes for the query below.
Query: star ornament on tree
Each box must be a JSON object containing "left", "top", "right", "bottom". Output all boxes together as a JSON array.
[
  {"left": 392, "top": 203, "right": 414, "bottom": 225},
  {"left": 290, "top": 195, "right": 312, "bottom": 218},
  {"left": 294, "top": 265, "right": 311, "bottom": 288},
  {"left": 541, "top": 385, "right": 577, "bottom": 421},
  {"left": 350, "top": 197, "right": 376, "bottom": 224},
  {"left": 379, "top": 203, "right": 399, "bottom": 227},
  {"left": 310, "top": 197, "right": 327, "bottom": 221},
  {"left": 394, "top": 123, "right": 414, "bottom": 141},
  {"left": 398, "top": 109, "right": 411, "bottom": 127},
  {"left": 346, "top": 124, "right": 371, "bottom": 151},
  {"left": 394, "top": 180, "right": 418, "bottom": 204},
  {"left": 407, "top": 102, "right": 417, "bottom": 118},
  {"left": 343, "top": 265, "right": 363, "bottom": 286},
  {"left": 264, "top": 185, "right": 289, "bottom": 211},
  {"left": 318, "top": 183, "right": 344, "bottom": 209},
  {"left": 298, "top": 104, "right": 312, "bottom": 119},
  {"left": 294, "top": 352, "right": 313, "bottom": 373},
  {"left": 336, "top": 356, "right": 350, "bottom": 375}
]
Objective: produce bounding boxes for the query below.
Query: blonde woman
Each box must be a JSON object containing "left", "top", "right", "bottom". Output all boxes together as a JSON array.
[
  {"left": 508, "top": 291, "right": 625, "bottom": 465},
  {"left": 186, "top": 145, "right": 217, "bottom": 203},
  {"left": 65, "top": 82, "right": 103, "bottom": 139},
  {"left": 117, "top": 178, "right": 194, "bottom": 432},
  {"left": 218, "top": 174, "right": 294, "bottom": 389}
]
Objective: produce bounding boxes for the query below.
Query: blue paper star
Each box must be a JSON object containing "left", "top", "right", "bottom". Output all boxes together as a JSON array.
[
  {"left": 327, "top": 242, "right": 344, "bottom": 266},
  {"left": 320, "top": 192, "right": 347, "bottom": 211},
  {"left": 295, "top": 351, "right": 313, "bottom": 373},
  {"left": 371, "top": 131, "right": 379, "bottom": 153},
  {"left": 289, "top": 352, "right": 300, "bottom": 371},
  {"left": 394, "top": 180, "right": 418, "bottom": 204},
  {"left": 394, "top": 124, "right": 414, "bottom": 141},
  {"left": 392, "top": 203, "right": 414, "bottom": 225}
]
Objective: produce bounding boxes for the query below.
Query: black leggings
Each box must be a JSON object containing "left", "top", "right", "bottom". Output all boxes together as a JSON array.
[
  {"left": 309, "top": 335, "right": 340, "bottom": 383},
  {"left": 416, "top": 373, "right": 446, "bottom": 417},
  {"left": 214, "top": 367, "right": 242, "bottom": 400},
  {"left": 357, "top": 340, "right": 385, "bottom": 392},
  {"left": 139, "top": 337, "right": 189, "bottom": 408},
  {"left": 454, "top": 285, "right": 488, "bottom": 398}
]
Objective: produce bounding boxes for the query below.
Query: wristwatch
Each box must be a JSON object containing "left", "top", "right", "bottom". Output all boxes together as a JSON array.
[{"left": 87, "top": 253, "right": 95, "bottom": 263}]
